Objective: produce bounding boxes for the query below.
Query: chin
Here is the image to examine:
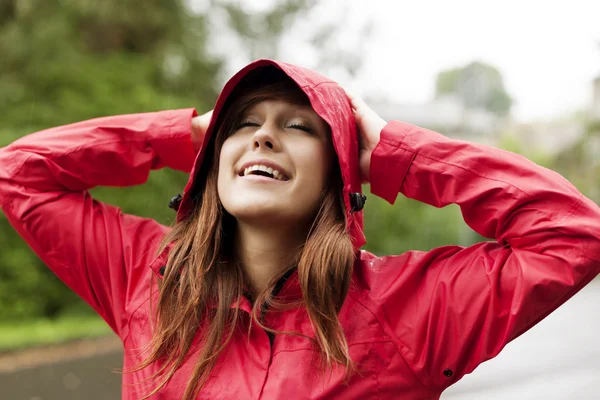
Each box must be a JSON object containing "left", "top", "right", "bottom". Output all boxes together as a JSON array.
[
  {"left": 229, "top": 205, "right": 286, "bottom": 223},
  {"left": 225, "top": 202, "right": 313, "bottom": 227}
]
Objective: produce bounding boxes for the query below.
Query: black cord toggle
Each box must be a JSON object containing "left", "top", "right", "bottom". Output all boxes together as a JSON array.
[
  {"left": 168, "top": 193, "right": 182, "bottom": 211},
  {"left": 349, "top": 192, "right": 367, "bottom": 213}
]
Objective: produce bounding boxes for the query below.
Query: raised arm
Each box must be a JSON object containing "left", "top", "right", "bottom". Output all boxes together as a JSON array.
[
  {"left": 0, "top": 108, "right": 198, "bottom": 337},
  {"left": 349, "top": 95, "right": 600, "bottom": 391},
  {"left": 369, "top": 120, "right": 600, "bottom": 390}
]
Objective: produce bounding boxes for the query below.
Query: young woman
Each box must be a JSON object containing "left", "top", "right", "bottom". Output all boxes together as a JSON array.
[{"left": 1, "top": 59, "right": 599, "bottom": 399}]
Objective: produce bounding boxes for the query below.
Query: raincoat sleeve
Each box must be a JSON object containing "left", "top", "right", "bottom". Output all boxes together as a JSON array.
[
  {"left": 0, "top": 108, "right": 198, "bottom": 337},
  {"left": 368, "top": 120, "right": 600, "bottom": 391}
]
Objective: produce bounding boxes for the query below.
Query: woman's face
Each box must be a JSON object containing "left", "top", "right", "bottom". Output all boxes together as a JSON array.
[{"left": 217, "top": 99, "right": 332, "bottom": 227}]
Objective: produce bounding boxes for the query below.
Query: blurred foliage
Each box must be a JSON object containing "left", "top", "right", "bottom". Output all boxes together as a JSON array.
[
  {"left": 0, "top": 314, "right": 111, "bottom": 351},
  {"left": 0, "top": 0, "right": 220, "bottom": 132},
  {"left": 217, "top": 0, "right": 318, "bottom": 59},
  {"left": 0, "top": 0, "right": 220, "bottom": 322},
  {"left": 435, "top": 61, "right": 513, "bottom": 116},
  {"left": 553, "top": 116, "right": 600, "bottom": 204},
  {"left": 363, "top": 195, "right": 479, "bottom": 256},
  {"left": 213, "top": 0, "right": 371, "bottom": 77}
]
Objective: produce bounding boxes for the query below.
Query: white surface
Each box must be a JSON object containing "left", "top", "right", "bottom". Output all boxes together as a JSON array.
[
  {"left": 222, "top": 0, "right": 600, "bottom": 122},
  {"left": 346, "top": 0, "right": 600, "bottom": 122}
]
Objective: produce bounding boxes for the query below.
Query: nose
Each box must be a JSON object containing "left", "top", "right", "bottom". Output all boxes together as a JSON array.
[{"left": 252, "top": 123, "right": 279, "bottom": 151}]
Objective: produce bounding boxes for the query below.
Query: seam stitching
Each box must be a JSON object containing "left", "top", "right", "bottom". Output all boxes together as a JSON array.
[
  {"left": 0, "top": 152, "right": 35, "bottom": 209},
  {"left": 303, "top": 80, "right": 337, "bottom": 89},
  {"left": 398, "top": 142, "right": 534, "bottom": 197},
  {"left": 347, "top": 291, "right": 438, "bottom": 393}
]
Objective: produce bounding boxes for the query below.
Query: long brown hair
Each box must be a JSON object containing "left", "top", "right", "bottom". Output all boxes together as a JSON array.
[{"left": 131, "top": 72, "right": 356, "bottom": 399}]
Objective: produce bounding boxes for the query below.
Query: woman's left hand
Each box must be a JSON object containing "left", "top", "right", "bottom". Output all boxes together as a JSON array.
[
  {"left": 191, "top": 109, "right": 213, "bottom": 152},
  {"left": 345, "top": 90, "right": 387, "bottom": 183}
]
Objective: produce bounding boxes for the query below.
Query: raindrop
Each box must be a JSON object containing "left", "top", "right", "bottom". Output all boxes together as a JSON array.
[{"left": 62, "top": 372, "right": 82, "bottom": 391}]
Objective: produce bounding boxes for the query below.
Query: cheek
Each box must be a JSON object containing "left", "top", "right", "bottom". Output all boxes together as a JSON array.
[
  {"left": 217, "top": 140, "right": 236, "bottom": 194},
  {"left": 298, "top": 142, "right": 333, "bottom": 191}
]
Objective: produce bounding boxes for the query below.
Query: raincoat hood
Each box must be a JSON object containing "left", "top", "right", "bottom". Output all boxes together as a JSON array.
[{"left": 176, "top": 59, "right": 366, "bottom": 249}]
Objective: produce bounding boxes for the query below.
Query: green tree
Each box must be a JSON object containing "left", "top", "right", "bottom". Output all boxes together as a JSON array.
[
  {"left": 0, "top": 0, "right": 220, "bottom": 134},
  {"left": 435, "top": 61, "right": 513, "bottom": 116},
  {"left": 211, "top": 0, "right": 372, "bottom": 79},
  {"left": 0, "top": 0, "right": 220, "bottom": 321},
  {"left": 552, "top": 116, "right": 600, "bottom": 203},
  {"left": 362, "top": 192, "right": 477, "bottom": 257}
]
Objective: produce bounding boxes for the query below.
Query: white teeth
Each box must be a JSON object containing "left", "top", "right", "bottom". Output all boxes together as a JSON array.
[{"left": 242, "top": 164, "right": 286, "bottom": 180}]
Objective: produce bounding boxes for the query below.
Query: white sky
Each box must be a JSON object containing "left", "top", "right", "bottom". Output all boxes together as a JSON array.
[
  {"left": 343, "top": 0, "right": 600, "bottom": 122},
  {"left": 205, "top": 0, "right": 600, "bottom": 123}
]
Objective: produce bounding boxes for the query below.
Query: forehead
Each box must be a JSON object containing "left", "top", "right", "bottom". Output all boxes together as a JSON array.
[{"left": 243, "top": 99, "right": 318, "bottom": 116}]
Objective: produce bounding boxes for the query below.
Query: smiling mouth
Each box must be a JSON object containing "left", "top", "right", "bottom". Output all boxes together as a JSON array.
[{"left": 240, "top": 164, "right": 289, "bottom": 181}]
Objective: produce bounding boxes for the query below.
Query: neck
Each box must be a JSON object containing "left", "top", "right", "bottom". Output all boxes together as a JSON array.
[{"left": 234, "top": 220, "right": 308, "bottom": 299}]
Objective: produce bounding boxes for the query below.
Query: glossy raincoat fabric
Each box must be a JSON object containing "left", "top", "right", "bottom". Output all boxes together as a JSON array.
[{"left": 1, "top": 59, "right": 599, "bottom": 399}]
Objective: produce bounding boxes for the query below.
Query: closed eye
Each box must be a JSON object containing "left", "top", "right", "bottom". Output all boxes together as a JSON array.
[
  {"left": 288, "top": 123, "right": 313, "bottom": 133},
  {"left": 236, "top": 121, "right": 260, "bottom": 129}
]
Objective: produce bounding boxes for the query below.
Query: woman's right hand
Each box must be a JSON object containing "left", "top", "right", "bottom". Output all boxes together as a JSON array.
[
  {"left": 344, "top": 90, "right": 386, "bottom": 183},
  {"left": 191, "top": 110, "right": 213, "bottom": 152}
]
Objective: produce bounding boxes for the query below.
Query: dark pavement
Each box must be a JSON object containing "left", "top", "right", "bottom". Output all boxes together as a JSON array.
[{"left": 0, "top": 349, "right": 122, "bottom": 400}]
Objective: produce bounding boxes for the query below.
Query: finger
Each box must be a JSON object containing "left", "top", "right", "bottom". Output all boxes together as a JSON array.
[
  {"left": 345, "top": 90, "right": 370, "bottom": 120},
  {"left": 342, "top": 87, "right": 360, "bottom": 112},
  {"left": 191, "top": 119, "right": 203, "bottom": 133},
  {"left": 192, "top": 110, "right": 213, "bottom": 130},
  {"left": 202, "top": 109, "right": 214, "bottom": 120}
]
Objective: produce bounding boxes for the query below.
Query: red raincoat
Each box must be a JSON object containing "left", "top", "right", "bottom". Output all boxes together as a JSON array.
[{"left": 1, "top": 60, "right": 599, "bottom": 399}]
